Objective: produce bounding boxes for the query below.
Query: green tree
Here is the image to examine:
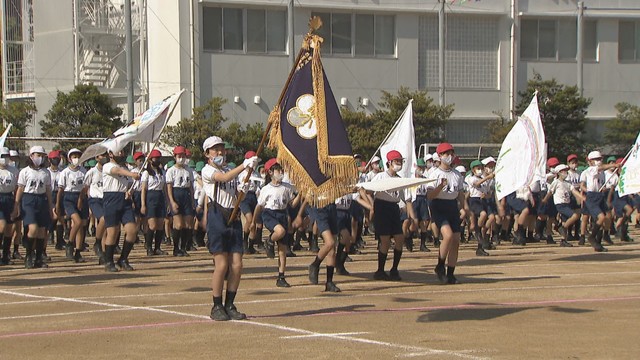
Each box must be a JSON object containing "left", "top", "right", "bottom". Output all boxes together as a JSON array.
[
  {"left": 484, "top": 111, "right": 515, "bottom": 144},
  {"left": 604, "top": 102, "right": 640, "bottom": 154},
  {"left": 0, "top": 101, "right": 36, "bottom": 150},
  {"left": 41, "top": 84, "right": 123, "bottom": 150},
  {"left": 220, "top": 122, "right": 275, "bottom": 164},
  {"left": 515, "top": 72, "right": 591, "bottom": 158}
]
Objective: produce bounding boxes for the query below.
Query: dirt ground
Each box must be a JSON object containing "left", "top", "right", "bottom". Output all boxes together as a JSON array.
[{"left": 1, "top": 230, "right": 639, "bottom": 359}]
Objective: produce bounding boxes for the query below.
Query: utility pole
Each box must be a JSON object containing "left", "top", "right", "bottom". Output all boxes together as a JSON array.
[
  {"left": 438, "top": 0, "right": 446, "bottom": 106},
  {"left": 125, "top": 0, "right": 134, "bottom": 122},
  {"left": 288, "top": 0, "right": 295, "bottom": 67},
  {"left": 577, "top": 1, "right": 584, "bottom": 96}
]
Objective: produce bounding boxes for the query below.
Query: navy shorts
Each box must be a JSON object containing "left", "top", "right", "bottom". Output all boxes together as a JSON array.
[
  {"left": 585, "top": 192, "right": 608, "bottom": 218},
  {"left": 170, "top": 188, "right": 194, "bottom": 217},
  {"left": 103, "top": 192, "right": 136, "bottom": 228},
  {"left": 469, "top": 197, "right": 487, "bottom": 217},
  {"left": 262, "top": 208, "right": 288, "bottom": 232},
  {"left": 555, "top": 203, "right": 575, "bottom": 222},
  {"left": 206, "top": 204, "right": 243, "bottom": 254},
  {"left": 506, "top": 193, "right": 531, "bottom": 215},
  {"left": 63, "top": 192, "right": 89, "bottom": 219},
  {"left": 88, "top": 197, "right": 104, "bottom": 219},
  {"left": 430, "top": 198, "right": 461, "bottom": 233},
  {"left": 413, "top": 195, "right": 430, "bottom": 221},
  {"left": 612, "top": 192, "right": 631, "bottom": 218},
  {"left": 309, "top": 204, "right": 338, "bottom": 235},
  {"left": 239, "top": 191, "right": 257, "bottom": 216},
  {"left": 485, "top": 198, "right": 498, "bottom": 216},
  {"left": 349, "top": 200, "right": 365, "bottom": 222},
  {"left": 373, "top": 199, "right": 402, "bottom": 236},
  {"left": 21, "top": 193, "right": 51, "bottom": 228},
  {"left": 145, "top": 190, "right": 166, "bottom": 219},
  {"left": 633, "top": 194, "right": 640, "bottom": 211},
  {"left": 0, "top": 192, "right": 15, "bottom": 224},
  {"left": 133, "top": 191, "right": 143, "bottom": 217},
  {"left": 337, "top": 209, "right": 351, "bottom": 232},
  {"left": 536, "top": 192, "right": 556, "bottom": 217}
]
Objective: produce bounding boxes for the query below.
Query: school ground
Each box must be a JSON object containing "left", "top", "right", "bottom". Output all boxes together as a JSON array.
[{"left": 1, "top": 232, "right": 639, "bottom": 359}]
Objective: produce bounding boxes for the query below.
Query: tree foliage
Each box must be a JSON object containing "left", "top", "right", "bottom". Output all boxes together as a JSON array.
[
  {"left": 604, "top": 102, "right": 640, "bottom": 154},
  {"left": 515, "top": 72, "right": 591, "bottom": 158},
  {"left": 484, "top": 111, "right": 515, "bottom": 144},
  {"left": 0, "top": 101, "right": 36, "bottom": 150},
  {"left": 41, "top": 84, "right": 123, "bottom": 150},
  {"left": 342, "top": 87, "right": 453, "bottom": 158}
]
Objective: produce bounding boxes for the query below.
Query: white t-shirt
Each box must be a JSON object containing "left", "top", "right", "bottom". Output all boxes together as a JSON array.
[
  {"left": 201, "top": 164, "right": 238, "bottom": 208},
  {"left": 465, "top": 174, "right": 489, "bottom": 198},
  {"left": 84, "top": 166, "right": 103, "bottom": 199},
  {"left": 130, "top": 167, "right": 143, "bottom": 191},
  {"left": 257, "top": 182, "right": 295, "bottom": 210},
  {"left": 0, "top": 167, "right": 18, "bottom": 193},
  {"left": 48, "top": 167, "right": 61, "bottom": 190},
  {"left": 581, "top": 166, "right": 605, "bottom": 192},
  {"left": 58, "top": 166, "right": 87, "bottom": 193},
  {"left": 603, "top": 170, "right": 618, "bottom": 190},
  {"left": 18, "top": 166, "right": 51, "bottom": 195},
  {"left": 426, "top": 167, "right": 464, "bottom": 200},
  {"left": 548, "top": 178, "right": 574, "bottom": 205},
  {"left": 567, "top": 169, "right": 581, "bottom": 188},
  {"left": 372, "top": 171, "right": 408, "bottom": 203},
  {"left": 102, "top": 162, "right": 129, "bottom": 193},
  {"left": 236, "top": 168, "right": 261, "bottom": 192},
  {"left": 141, "top": 169, "right": 165, "bottom": 191},
  {"left": 166, "top": 166, "right": 194, "bottom": 189}
]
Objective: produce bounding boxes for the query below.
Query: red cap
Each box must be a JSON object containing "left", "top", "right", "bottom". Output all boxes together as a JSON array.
[
  {"left": 452, "top": 156, "right": 461, "bottom": 166},
  {"left": 149, "top": 149, "right": 162, "bottom": 158},
  {"left": 547, "top": 157, "right": 560, "bottom": 168},
  {"left": 265, "top": 158, "right": 278, "bottom": 172},
  {"left": 386, "top": 150, "right": 403, "bottom": 162},
  {"left": 48, "top": 150, "right": 60, "bottom": 159},
  {"left": 185, "top": 148, "right": 192, "bottom": 157},
  {"left": 173, "top": 146, "right": 186, "bottom": 155},
  {"left": 436, "top": 142, "right": 454, "bottom": 155},
  {"left": 133, "top": 152, "right": 145, "bottom": 160},
  {"left": 244, "top": 151, "right": 256, "bottom": 159},
  {"left": 616, "top": 158, "right": 625, "bottom": 165},
  {"left": 567, "top": 154, "right": 578, "bottom": 162}
]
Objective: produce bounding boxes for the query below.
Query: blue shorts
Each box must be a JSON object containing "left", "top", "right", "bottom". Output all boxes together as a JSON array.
[
  {"left": 413, "top": 195, "right": 430, "bottom": 221},
  {"left": 145, "top": 190, "right": 166, "bottom": 219},
  {"left": 0, "top": 192, "right": 15, "bottom": 224},
  {"left": 373, "top": 199, "right": 402, "bottom": 236},
  {"left": 63, "top": 192, "right": 89, "bottom": 219},
  {"left": 430, "top": 198, "right": 461, "bottom": 233},
  {"left": 88, "top": 197, "right": 104, "bottom": 219},
  {"left": 585, "top": 192, "right": 608, "bottom": 218},
  {"left": 485, "top": 198, "right": 498, "bottom": 216},
  {"left": 349, "top": 200, "right": 365, "bottom": 222},
  {"left": 262, "top": 208, "right": 288, "bottom": 232},
  {"left": 633, "top": 194, "right": 640, "bottom": 211},
  {"left": 612, "top": 192, "right": 632, "bottom": 218},
  {"left": 506, "top": 193, "right": 531, "bottom": 215},
  {"left": 555, "top": 203, "right": 575, "bottom": 222},
  {"left": 536, "top": 192, "right": 556, "bottom": 217},
  {"left": 309, "top": 204, "right": 338, "bottom": 235},
  {"left": 133, "top": 191, "right": 143, "bottom": 217},
  {"left": 21, "top": 193, "right": 51, "bottom": 228},
  {"left": 170, "top": 188, "right": 194, "bottom": 217},
  {"left": 336, "top": 209, "right": 352, "bottom": 232},
  {"left": 103, "top": 192, "right": 136, "bottom": 228},
  {"left": 206, "top": 204, "right": 243, "bottom": 254},
  {"left": 239, "top": 191, "right": 257, "bottom": 216},
  {"left": 469, "top": 197, "right": 487, "bottom": 217}
]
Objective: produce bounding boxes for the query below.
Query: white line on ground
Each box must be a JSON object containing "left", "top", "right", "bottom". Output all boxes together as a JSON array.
[{"left": 280, "top": 331, "right": 370, "bottom": 339}]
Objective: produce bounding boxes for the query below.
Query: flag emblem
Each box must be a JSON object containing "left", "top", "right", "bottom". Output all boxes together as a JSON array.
[{"left": 287, "top": 94, "right": 318, "bottom": 139}]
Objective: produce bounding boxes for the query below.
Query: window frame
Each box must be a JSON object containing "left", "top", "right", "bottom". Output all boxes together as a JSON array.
[
  {"left": 618, "top": 20, "right": 640, "bottom": 63},
  {"left": 520, "top": 18, "right": 598, "bottom": 63}
]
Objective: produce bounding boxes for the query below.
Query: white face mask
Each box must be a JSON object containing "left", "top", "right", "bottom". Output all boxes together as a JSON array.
[
  {"left": 8, "top": 160, "right": 15, "bottom": 167},
  {"left": 558, "top": 172, "right": 568, "bottom": 181},
  {"left": 440, "top": 155, "right": 452, "bottom": 166},
  {"left": 176, "top": 157, "right": 186, "bottom": 165},
  {"left": 272, "top": 172, "right": 284, "bottom": 182},
  {"left": 594, "top": 160, "right": 602, "bottom": 167},
  {"left": 212, "top": 155, "right": 225, "bottom": 166},
  {"left": 31, "top": 155, "right": 43, "bottom": 167},
  {"left": 569, "top": 162, "right": 577, "bottom": 170},
  {"left": 485, "top": 167, "right": 494, "bottom": 174},
  {"left": 426, "top": 161, "right": 433, "bottom": 169},
  {"left": 392, "top": 164, "right": 402, "bottom": 172},
  {"left": 0, "top": 158, "right": 6, "bottom": 166},
  {"left": 71, "top": 158, "right": 79, "bottom": 166},
  {"left": 474, "top": 169, "right": 483, "bottom": 176},
  {"left": 416, "top": 169, "right": 424, "bottom": 176}
]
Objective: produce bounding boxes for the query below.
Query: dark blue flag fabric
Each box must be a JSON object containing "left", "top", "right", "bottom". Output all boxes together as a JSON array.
[{"left": 268, "top": 34, "right": 357, "bottom": 207}]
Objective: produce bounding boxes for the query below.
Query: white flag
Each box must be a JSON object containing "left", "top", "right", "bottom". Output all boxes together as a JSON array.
[
  {"left": 494, "top": 118, "right": 537, "bottom": 200},
  {"left": 379, "top": 100, "right": 417, "bottom": 179},
  {"left": 617, "top": 132, "right": 640, "bottom": 196},
  {"left": 79, "top": 89, "right": 184, "bottom": 163},
  {"left": 520, "top": 92, "right": 547, "bottom": 186},
  {"left": 0, "top": 124, "right": 12, "bottom": 149}
]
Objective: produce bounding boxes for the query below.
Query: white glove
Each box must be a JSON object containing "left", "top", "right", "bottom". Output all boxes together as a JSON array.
[
  {"left": 243, "top": 156, "right": 260, "bottom": 170},
  {"left": 239, "top": 182, "right": 250, "bottom": 193}
]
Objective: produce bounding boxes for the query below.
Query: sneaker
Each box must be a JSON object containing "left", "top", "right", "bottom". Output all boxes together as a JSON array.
[
  {"left": 373, "top": 270, "right": 390, "bottom": 281},
  {"left": 308, "top": 263, "right": 320, "bottom": 285},
  {"left": 559, "top": 240, "right": 573, "bottom": 247},
  {"left": 324, "top": 281, "right": 341, "bottom": 292},
  {"left": 389, "top": 269, "right": 402, "bottom": 281},
  {"left": 173, "top": 250, "right": 185, "bottom": 257},
  {"left": 0, "top": 257, "right": 13, "bottom": 265},
  {"left": 558, "top": 226, "right": 567, "bottom": 240},
  {"left": 434, "top": 265, "right": 447, "bottom": 285},
  {"left": 24, "top": 253, "right": 35, "bottom": 269},
  {"left": 153, "top": 249, "right": 167, "bottom": 256},
  {"left": 210, "top": 304, "right": 230, "bottom": 321},
  {"left": 116, "top": 259, "right": 134, "bottom": 271},
  {"left": 546, "top": 235, "right": 557, "bottom": 245},
  {"left": 336, "top": 267, "right": 350, "bottom": 276},
  {"left": 594, "top": 244, "right": 608, "bottom": 253},
  {"left": 578, "top": 236, "right": 586, "bottom": 246},
  {"left": 93, "top": 243, "right": 101, "bottom": 257},
  {"left": 104, "top": 262, "right": 118, "bottom": 272},
  {"left": 114, "top": 245, "right": 121, "bottom": 255},
  {"left": 73, "top": 252, "right": 86, "bottom": 263},
  {"left": 447, "top": 275, "right": 460, "bottom": 285},
  {"left": 65, "top": 243, "right": 74, "bottom": 259},
  {"left": 245, "top": 246, "right": 257, "bottom": 255},
  {"left": 433, "top": 239, "right": 441, "bottom": 247},
  {"left": 34, "top": 258, "right": 48, "bottom": 269},
  {"left": 224, "top": 304, "right": 247, "bottom": 320},
  {"left": 146, "top": 248, "right": 154, "bottom": 256},
  {"left": 603, "top": 233, "right": 614, "bottom": 245},
  {"left": 12, "top": 249, "right": 22, "bottom": 260},
  {"left": 476, "top": 248, "right": 489, "bottom": 256},
  {"left": 276, "top": 277, "right": 291, "bottom": 288}
]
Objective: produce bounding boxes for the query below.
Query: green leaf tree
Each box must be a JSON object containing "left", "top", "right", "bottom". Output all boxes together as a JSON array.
[
  {"left": 484, "top": 111, "right": 515, "bottom": 144},
  {"left": 0, "top": 101, "right": 36, "bottom": 150},
  {"left": 604, "top": 102, "right": 640, "bottom": 154},
  {"left": 515, "top": 72, "right": 591, "bottom": 158},
  {"left": 41, "top": 84, "right": 123, "bottom": 150}
]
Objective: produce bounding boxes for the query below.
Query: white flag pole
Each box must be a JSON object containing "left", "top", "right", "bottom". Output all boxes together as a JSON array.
[{"left": 365, "top": 99, "right": 413, "bottom": 168}]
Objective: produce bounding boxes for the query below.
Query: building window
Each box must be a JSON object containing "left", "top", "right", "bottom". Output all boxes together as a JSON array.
[
  {"left": 521, "top": 19, "right": 597, "bottom": 61},
  {"left": 311, "top": 12, "right": 395, "bottom": 57},
  {"left": 619, "top": 21, "right": 640, "bottom": 62},
  {"left": 202, "top": 7, "right": 286, "bottom": 54}
]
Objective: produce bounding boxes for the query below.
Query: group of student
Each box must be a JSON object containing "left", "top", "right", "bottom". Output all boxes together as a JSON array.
[{"left": 0, "top": 137, "right": 635, "bottom": 322}]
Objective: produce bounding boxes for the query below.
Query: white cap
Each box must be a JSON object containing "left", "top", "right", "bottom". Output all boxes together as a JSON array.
[
  {"left": 29, "top": 146, "right": 46, "bottom": 155},
  {"left": 9, "top": 150, "right": 19, "bottom": 157},
  {"left": 455, "top": 165, "right": 466, "bottom": 173},
  {"left": 555, "top": 164, "right": 569, "bottom": 172},
  {"left": 67, "top": 148, "right": 82, "bottom": 157},
  {"left": 482, "top": 156, "right": 496, "bottom": 165},
  {"left": 203, "top": 136, "right": 224, "bottom": 152},
  {"left": 0, "top": 147, "right": 9, "bottom": 156},
  {"left": 424, "top": 153, "right": 433, "bottom": 161},
  {"left": 370, "top": 155, "right": 381, "bottom": 164},
  {"left": 432, "top": 153, "right": 440, "bottom": 162},
  {"left": 587, "top": 150, "right": 602, "bottom": 160}
]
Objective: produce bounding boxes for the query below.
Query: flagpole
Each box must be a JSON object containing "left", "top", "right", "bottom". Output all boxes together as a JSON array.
[
  {"left": 365, "top": 99, "right": 413, "bottom": 169},
  {"left": 598, "top": 147, "right": 633, "bottom": 192}
]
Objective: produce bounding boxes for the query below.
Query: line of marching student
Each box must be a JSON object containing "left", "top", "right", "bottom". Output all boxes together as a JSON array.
[{"left": 0, "top": 139, "right": 635, "bottom": 321}]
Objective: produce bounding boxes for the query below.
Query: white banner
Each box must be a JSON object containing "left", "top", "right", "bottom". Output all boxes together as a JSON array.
[
  {"left": 0, "top": 124, "right": 12, "bottom": 149},
  {"left": 617, "top": 132, "right": 640, "bottom": 196},
  {"left": 80, "top": 89, "right": 184, "bottom": 163},
  {"left": 520, "top": 92, "right": 547, "bottom": 186},
  {"left": 379, "top": 99, "right": 417, "bottom": 179}
]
